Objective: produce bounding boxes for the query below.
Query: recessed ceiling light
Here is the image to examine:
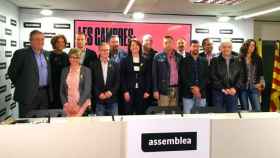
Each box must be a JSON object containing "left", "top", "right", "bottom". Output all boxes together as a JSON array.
[
  {"left": 132, "top": 12, "right": 145, "bottom": 20},
  {"left": 40, "top": 9, "right": 53, "bottom": 16}
]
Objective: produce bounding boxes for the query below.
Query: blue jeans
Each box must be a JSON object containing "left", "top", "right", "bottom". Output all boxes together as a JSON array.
[
  {"left": 212, "top": 89, "right": 238, "bottom": 113},
  {"left": 183, "top": 97, "right": 206, "bottom": 114},
  {"left": 96, "top": 102, "right": 118, "bottom": 116},
  {"left": 240, "top": 88, "right": 261, "bottom": 112}
]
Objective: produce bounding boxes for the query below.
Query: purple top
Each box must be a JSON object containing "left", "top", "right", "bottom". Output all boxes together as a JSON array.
[{"left": 33, "top": 50, "right": 48, "bottom": 87}]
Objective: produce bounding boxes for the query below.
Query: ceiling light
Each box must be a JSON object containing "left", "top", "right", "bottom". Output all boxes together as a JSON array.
[
  {"left": 132, "top": 12, "right": 144, "bottom": 20},
  {"left": 217, "top": 16, "right": 231, "bottom": 22},
  {"left": 40, "top": 9, "right": 53, "bottom": 16},
  {"left": 123, "top": 0, "right": 136, "bottom": 15},
  {"left": 190, "top": 0, "right": 243, "bottom": 5},
  {"left": 235, "top": 6, "right": 280, "bottom": 20}
]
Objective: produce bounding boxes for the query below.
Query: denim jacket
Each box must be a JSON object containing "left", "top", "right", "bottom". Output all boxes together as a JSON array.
[{"left": 152, "top": 50, "right": 183, "bottom": 95}]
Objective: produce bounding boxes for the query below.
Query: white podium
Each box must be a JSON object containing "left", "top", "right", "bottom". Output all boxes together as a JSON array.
[{"left": 0, "top": 113, "right": 280, "bottom": 158}]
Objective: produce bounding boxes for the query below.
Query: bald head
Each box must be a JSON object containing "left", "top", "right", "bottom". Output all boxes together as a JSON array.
[{"left": 142, "top": 34, "right": 153, "bottom": 50}]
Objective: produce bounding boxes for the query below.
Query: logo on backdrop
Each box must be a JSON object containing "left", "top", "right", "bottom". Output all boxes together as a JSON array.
[
  {"left": 74, "top": 20, "right": 192, "bottom": 52},
  {"left": 23, "top": 22, "right": 41, "bottom": 28},
  {"left": 141, "top": 132, "right": 197, "bottom": 152},
  {"left": 77, "top": 25, "right": 134, "bottom": 46}
]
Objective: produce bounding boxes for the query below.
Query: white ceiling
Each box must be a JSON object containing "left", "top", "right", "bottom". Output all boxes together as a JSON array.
[{"left": 8, "top": 0, "right": 280, "bottom": 20}]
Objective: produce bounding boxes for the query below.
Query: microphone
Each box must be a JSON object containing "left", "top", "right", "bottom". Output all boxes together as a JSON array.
[
  {"left": 47, "top": 113, "right": 51, "bottom": 123},
  {"left": 237, "top": 111, "right": 242, "bottom": 119},
  {"left": 112, "top": 114, "right": 115, "bottom": 121}
]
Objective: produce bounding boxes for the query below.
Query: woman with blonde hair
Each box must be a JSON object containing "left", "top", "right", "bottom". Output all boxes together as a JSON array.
[{"left": 60, "top": 48, "right": 92, "bottom": 116}]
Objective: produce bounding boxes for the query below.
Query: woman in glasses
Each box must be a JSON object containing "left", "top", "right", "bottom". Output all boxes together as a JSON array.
[{"left": 60, "top": 48, "right": 92, "bottom": 117}]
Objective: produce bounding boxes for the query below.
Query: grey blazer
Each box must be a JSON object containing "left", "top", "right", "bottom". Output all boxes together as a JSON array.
[{"left": 60, "top": 66, "right": 92, "bottom": 106}]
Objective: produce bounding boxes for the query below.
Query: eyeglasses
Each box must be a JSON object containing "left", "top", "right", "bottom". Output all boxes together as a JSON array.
[{"left": 69, "top": 56, "right": 80, "bottom": 59}]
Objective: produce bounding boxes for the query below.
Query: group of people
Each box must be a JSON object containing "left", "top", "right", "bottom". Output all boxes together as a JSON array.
[{"left": 7, "top": 30, "right": 265, "bottom": 118}]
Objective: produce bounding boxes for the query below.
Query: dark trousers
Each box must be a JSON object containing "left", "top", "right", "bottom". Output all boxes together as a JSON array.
[
  {"left": 19, "top": 87, "right": 50, "bottom": 118},
  {"left": 50, "top": 92, "right": 62, "bottom": 109},
  {"left": 124, "top": 88, "right": 146, "bottom": 115},
  {"left": 205, "top": 84, "right": 213, "bottom": 107},
  {"left": 212, "top": 89, "right": 238, "bottom": 113}
]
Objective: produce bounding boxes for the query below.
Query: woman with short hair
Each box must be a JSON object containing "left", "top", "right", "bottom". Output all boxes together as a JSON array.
[{"left": 60, "top": 48, "right": 92, "bottom": 117}]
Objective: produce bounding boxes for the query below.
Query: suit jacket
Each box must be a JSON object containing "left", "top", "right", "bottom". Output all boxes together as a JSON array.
[
  {"left": 120, "top": 54, "right": 150, "bottom": 93},
  {"left": 83, "top": 48, "right": 97, "bottom": 68},
  {"left": 199, "top": 52, "right": 207, "bottom": 58},
  {"left": 8, "top": 47, "right": 53, "bottom": 105},
  {"left": 60, "top": 66, "right": 92, "bottom": 106},
  {"left": 91, "top": 59, "right": 120, "bottom": 104}
]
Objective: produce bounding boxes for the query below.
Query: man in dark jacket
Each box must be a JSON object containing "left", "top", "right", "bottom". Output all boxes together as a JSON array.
[
  {"left": 180, "top": 40, "right": 209, "bottom": 113},
  {"left": 210, "top": 41, "right": 245, "bottom": 112},
  {"left": 75, "top": 32, "right": 97, "bottom": 114},
  {"left": 176, "top": 37, "right": 188, "bottom": 58},
  {"left": 75, "top": 32, "right": 97, "bottom": 68},
  {"left": 109, "top": 35, "right": 127, "bottom": 115},
  {"left": 199, "top": 38, "right": 214, "bottom": 107},
  {"left": 8, "top": 30, "right": 53, "bottom": 118},
  {"left": 92, "top": 43, "right": 120, "bottom": 116},
  {"left": 153, "top": 35, "right": 183, "bottom": 107},
  {"left": 142, "top": 34, "right": 158, "bottom": 108}
]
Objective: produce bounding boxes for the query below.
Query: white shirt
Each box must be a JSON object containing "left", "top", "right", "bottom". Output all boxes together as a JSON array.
[
  {"left": 132, "top": 56, "right": 140, "bottom": 88},
  {"left": 101, "top": 60, "right": 109, "bottom": 85},
  {"left": 80, "top": 50, "right": 86, "bottom": 65},
  {"left": 177, "top": 50, "right": 187, "bottom": 58}
]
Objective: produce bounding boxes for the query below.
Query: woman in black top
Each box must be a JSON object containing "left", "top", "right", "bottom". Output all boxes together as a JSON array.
[
  {"left": 120, "top": 39, "right": 150, "bottom": 115},
  {"left": 49, "top": 35, "right": 69, "bottom": 109}
]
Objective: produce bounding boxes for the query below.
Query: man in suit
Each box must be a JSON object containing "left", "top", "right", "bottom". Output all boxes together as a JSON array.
[
  {"left": 92, "top": 42, "right": 120, "bottom": 116},
  {"left": 199, "top": 38, "right": 214, "bottom": 65},
  {"left": 8, "top": 30, "right": 53, "bottom": 118},
  {"left": 75, "top": 32, "right": 97, "bottom": 114},
  {"left": 199, "top": 38, "right": 214, "bottom": 107},
  {"left": 75, "top": 32, "right": 97, "bottom": 68},
  {"left": 176, "top": 37, "right": 188, "bottom": 58}
]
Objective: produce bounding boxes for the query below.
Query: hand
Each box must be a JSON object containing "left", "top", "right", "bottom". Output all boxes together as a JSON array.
[
  {"left": 64, "top": 102, "right": 80, "bottom": 116},
  {"left": 228, "top": 88, "right": 237, "bottom": 96},
  {"left": 143, "top": 92, "right": 150, "bottom": 99},
  {"left": 76, "top": 101, "right": 91, "bottom": 117},
  {"left": 105, "top": 91, "right": 113, "bottom": 98},
  {"left": 124, "top": 92, "right": 130, "bottom": 102},
  {"left": 99, "top": 93, "right": 106, "bottom": 100},
  {"left": 222, "top": 89, "right": 229, "bottom": 95},
  {"left": 255, "top": 83, "right": 264, "bottom": 92},
  {"left": 153, "top": 91, "right": 160, "bottom": 100}
]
